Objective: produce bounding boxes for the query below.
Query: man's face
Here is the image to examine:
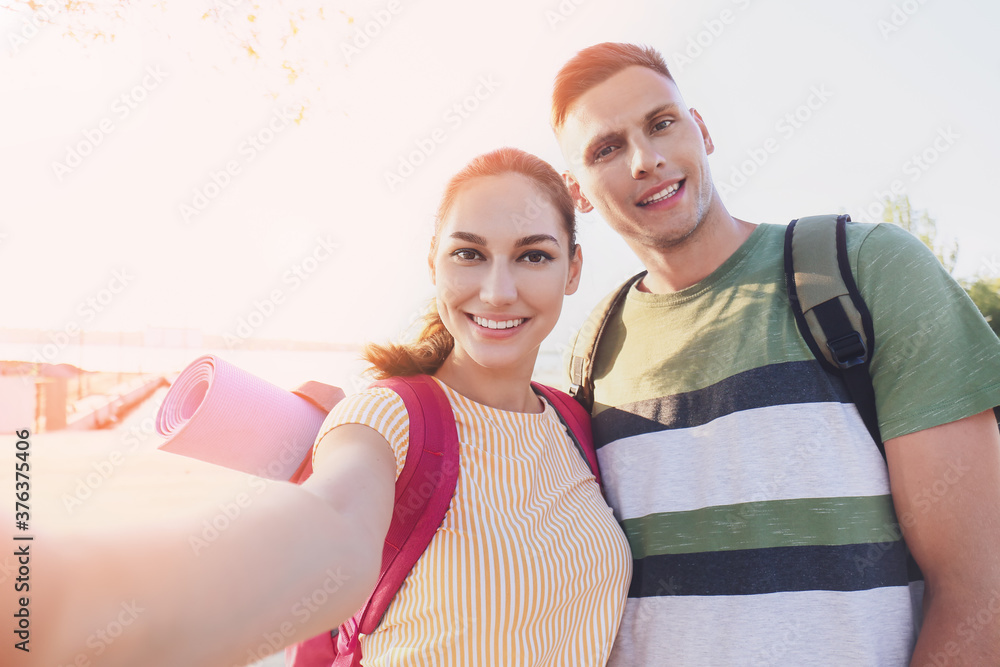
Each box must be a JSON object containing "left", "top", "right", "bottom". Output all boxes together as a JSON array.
[{"left": 557, "top": 66, "right": 718, "bottom": 252}]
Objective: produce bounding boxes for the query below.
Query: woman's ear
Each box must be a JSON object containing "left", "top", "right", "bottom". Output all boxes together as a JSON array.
[{"left": 565, "top": 244, "right": 583, "bottom": 296}]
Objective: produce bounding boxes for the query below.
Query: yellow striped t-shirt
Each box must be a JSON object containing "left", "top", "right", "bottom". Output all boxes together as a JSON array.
[{"left": 312, "top": 376, "right": 631, "bottom": 666}]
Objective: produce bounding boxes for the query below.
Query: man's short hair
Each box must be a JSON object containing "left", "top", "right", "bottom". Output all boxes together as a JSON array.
[{"left": 551, "top": 42, "right": 674, "bottom": 132}]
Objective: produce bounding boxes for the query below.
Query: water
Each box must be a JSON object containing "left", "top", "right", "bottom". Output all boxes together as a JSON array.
[{"left": 0, "top": 343, "right": 568, "bottom": 394}]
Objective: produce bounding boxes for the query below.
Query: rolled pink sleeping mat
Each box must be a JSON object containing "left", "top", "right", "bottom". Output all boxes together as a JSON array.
[{"left": 156, "top": 354, "right": 345, "bottom": 481}]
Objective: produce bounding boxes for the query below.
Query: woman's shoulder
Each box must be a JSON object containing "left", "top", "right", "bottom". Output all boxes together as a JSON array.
[
  {"left": 319, "top": 383, "right": 410, "bottom": 439},
  {"left": 311, "top": 383, "right": 414, "bottom": 478}
]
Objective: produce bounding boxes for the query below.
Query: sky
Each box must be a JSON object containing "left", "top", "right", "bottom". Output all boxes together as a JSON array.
[{"left": 1, "top": 0, "right": 998, "bottom": 360}]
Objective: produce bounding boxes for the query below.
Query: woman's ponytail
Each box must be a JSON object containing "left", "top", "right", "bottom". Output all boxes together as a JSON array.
[{"left": 362, "top": 300, "right": 454, "bottom": 379}]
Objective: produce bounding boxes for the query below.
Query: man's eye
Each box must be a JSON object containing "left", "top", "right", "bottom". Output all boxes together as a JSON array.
[
  {"left": 653, "top": 119, "right": 672, "bottom": 132},
  {"left": 594, "top": 145, "right": 616, "bottom": 161}
]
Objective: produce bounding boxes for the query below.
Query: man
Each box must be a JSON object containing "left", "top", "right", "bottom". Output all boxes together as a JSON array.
[{"left": 552, "top": 42, "right": 1000, "bottom": 665}]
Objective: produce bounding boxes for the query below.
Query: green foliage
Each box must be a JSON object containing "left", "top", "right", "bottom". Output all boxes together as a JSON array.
[
  {"left": 877, "top": 195, "right": 998, "bottom": 336},
  {"left": 963, "top": 277, "right": 1000, "bottom": 338},
  {"left": 880, "top": 194, "right": 959, "bottom": 273}
]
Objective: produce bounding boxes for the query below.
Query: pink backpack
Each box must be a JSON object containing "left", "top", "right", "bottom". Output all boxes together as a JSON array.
[{"left": 285, "top": 374, "right": 600, "bottom": 667}]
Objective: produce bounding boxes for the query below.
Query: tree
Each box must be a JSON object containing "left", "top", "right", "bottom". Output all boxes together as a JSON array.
[
  {"left": 880, "top": 194, "right": 958, "bottom": 274},
  {"left": 1, "top": 0, "right": 352, "bottom": 110},
  {"left": 963, "top": 276, "right": 1000, "bottom": 338},
  {"left": 878, "top": 195, "right": 998, "bottom": 337}
]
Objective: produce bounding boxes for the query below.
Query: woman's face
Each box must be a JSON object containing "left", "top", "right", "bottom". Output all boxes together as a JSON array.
[{"left": 431, "top": 173, "right": 582, "bottom": 377}]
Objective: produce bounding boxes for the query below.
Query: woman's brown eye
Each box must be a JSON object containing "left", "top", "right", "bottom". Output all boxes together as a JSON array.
[{"left": 522, "top": 251, "right": 552, "bottom": 264}]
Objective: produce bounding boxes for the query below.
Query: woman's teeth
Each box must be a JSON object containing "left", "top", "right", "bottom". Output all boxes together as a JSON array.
[{"left": 473, "top": 316, "right": 524, "bottom": 330}]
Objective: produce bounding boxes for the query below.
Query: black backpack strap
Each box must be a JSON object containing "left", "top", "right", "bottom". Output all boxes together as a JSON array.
[
  {"left": 784, "top": 214, "right": 884, "bottom": 460},
  {"left": 568, "top": 272, "right": 646, "bottom": 414}
]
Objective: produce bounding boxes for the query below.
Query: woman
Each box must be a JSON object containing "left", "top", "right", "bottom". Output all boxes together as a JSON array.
[{"left": 19, "top": 148, "right": 630, "bottom": 667}]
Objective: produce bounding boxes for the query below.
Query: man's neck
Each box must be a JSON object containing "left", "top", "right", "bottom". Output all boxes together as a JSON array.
[{"left": 635, "top": 201, "right": 757, "bottom": 294}]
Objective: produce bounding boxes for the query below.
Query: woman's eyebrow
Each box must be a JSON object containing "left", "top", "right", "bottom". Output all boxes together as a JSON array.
[
  {"left": 516, "top": 234, "right": 560, "bottom": 248},
  {"left": 449, "top": 231, "right": 489, "bottom": 245}
]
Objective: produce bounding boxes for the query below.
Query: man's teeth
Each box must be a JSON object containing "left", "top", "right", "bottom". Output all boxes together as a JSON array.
[
  {"left": 639, "top": 182, "right": 681, "bottom": 206},
  {"left": 473, "top": 316, "right": 524, "bottom": 330}
]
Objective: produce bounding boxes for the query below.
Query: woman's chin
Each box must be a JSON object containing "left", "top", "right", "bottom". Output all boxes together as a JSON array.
[{"left": 456, "top": 346, "right": 540, "bottom": 376}]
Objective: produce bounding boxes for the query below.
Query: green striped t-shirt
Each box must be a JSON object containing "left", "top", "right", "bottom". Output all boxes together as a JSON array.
[{"left": 588, "top": 222, "right": 1000, "bottom": 666}]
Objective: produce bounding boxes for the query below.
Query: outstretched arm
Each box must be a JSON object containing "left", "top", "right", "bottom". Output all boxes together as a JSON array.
[
  {"left": 886, "top": 409, "right": 1000, "bottom": 666},
  {"left": 12, "top": 425, "right": 395, "bottom": 667}
]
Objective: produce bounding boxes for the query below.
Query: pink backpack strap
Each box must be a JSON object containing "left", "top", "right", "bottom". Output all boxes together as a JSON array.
[
  {"left": 286, "top": 374, "right": 460, "bottom": 667},
  {"left": 357, "top": 375, "right": 460, "bottom": 632},
  {"left": 287, "top": 380, "right": 590, "bottom": 666},
  {"left": 531, "top": 382, "right": 601, "bottom": 488}
]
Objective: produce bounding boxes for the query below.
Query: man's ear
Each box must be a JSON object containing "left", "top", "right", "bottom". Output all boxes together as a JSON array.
[
  {"left": 562, "top": 171, "right": 594, "bottom": 213},
  {"left": 690, "top": 108, "right": 714, "bottom": 155},
  {"left": 565, "top": 244, "right": 583, "bottom": 296}
]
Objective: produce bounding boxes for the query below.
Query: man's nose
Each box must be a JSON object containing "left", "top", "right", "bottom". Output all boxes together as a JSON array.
[{"left": 631, "top": 139, "right": 665, "bottom": 179}]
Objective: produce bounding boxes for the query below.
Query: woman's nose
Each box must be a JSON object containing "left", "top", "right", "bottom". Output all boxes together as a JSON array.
[{"left": 480, "top": 262, "right": 518, "bottom": 305}]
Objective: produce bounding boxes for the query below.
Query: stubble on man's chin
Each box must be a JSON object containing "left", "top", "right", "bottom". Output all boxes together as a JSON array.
[{"left": 647, "top": 187, "right": 726, "bottom": 251}]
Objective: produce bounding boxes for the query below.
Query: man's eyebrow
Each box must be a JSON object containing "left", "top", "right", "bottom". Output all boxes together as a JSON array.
[
  {"left": 582, "top": 104, "right": 682, "bottom": 157},
  {"left": 584, "top": 130, "right": 621, "bottom": 158},
  {"left": 644, "top": 103, "right": 681, "bottom": 125},
  {"left": 449, "top": 231, "right": 488, "bottom": 245},
  {"left": 515, "top": 234, "right": 560, "bottom": 248}
]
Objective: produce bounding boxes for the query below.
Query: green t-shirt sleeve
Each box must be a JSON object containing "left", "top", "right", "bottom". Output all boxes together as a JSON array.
[{"left": 852, "top": 222, "right": 1000, "bottom": 440}]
